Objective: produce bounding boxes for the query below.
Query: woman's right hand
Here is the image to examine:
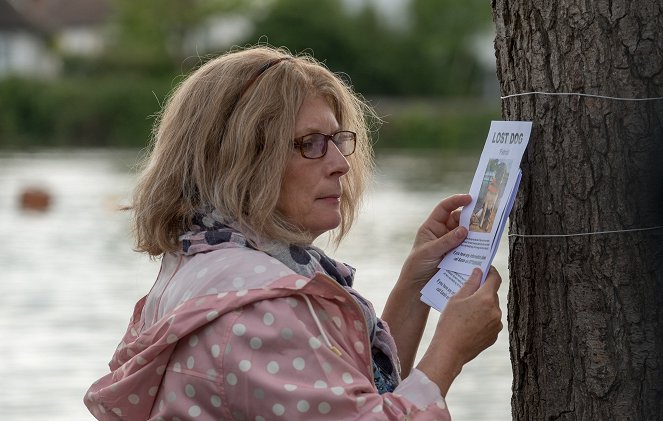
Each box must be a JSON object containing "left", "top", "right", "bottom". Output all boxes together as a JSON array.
[{"left": 416, "top": 266, "right": 503, "bottom": 396}]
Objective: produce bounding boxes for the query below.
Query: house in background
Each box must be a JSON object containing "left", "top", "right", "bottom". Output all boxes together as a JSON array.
[
  {"left": 0, "top": 0, "right": 58, "bottom": 78},
  {"left": 0, "top": 0, "right": 111, "bottom": 79},
  {"left": 14, "top": 0, "right": 112, "bottom": 56}
]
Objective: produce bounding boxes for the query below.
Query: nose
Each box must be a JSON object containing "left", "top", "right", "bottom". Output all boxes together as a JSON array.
[{"left": 324, "top": 139, "right": 350, "bottom": 176}]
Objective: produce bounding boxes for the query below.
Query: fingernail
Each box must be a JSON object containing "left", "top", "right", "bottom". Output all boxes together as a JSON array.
[
  {"left": 472, "top": 268, "right": 481, "bottom": 277},
  {"left": 455, "top": 226, "right": 467, "bottom": 239}
]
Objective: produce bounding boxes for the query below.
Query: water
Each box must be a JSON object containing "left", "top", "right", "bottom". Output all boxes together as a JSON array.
[{"left": 0, "top": 149, "right": 511, "bottom": 420}]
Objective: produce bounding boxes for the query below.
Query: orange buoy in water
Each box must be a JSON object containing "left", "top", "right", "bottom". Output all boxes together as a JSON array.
[{"left": 19, "top": 187, "right": 52, "bottom": 212}]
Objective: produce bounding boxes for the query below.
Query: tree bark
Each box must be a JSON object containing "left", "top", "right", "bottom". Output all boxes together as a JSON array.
[{"left": 492, "top": 0, "right": 663, "bottom": 419}]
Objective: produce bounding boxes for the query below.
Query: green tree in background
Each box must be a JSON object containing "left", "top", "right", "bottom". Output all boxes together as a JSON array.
[
  {"left": 342, "top": 5, "right": 414, "bottom": 95},
  {"left": 0, "top": 0, "right": 498, "bottom": 149},
  {"left": 242, "top": 0, "right": 493, "bottom": 96},
  {"left": 242, "top": 0, "right": 411, "bottom": 94},
  {"left": 407, "top": 0, "right": 492, "bottom": 95},
  {"left": 101, "top": 0, "right": 245, "bottom": 74}
]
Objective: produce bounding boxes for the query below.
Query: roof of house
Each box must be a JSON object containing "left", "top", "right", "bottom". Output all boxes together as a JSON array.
[
  {"left": 3, "top": 0, "right": 112, "bottom": 32},
  {"left": 0, "top": 0, "right": 34, "bottom": 31}
]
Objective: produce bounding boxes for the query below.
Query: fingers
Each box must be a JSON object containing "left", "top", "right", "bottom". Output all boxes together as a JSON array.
[
  {"left": 479, "top": 266, "right": 502, "bottom": 294},
  {"left": 453, "top": 267, "right": 482, "bottom": 299},
  {"left": 424, "top": 194, "right": 472, "bottom": 237},
  {"left": 454, "top": 266, "right": 502, "bottom": 301},
  {"left": 428, "top": 194, "right": 471, "bottom": 222},
  {"left": 476, "top": 266, "right": 503, "bottom": 325},
  {"left": 446, "top": 209, "right": 463, "bottom": 231},
  {"left": 426, "top": 225, "right": 467, "bottom": 259},
  {"left": 431, "top": 266, "right": 503, "bottom": 370}
]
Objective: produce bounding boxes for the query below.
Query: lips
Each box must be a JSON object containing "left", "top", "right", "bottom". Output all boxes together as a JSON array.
[{"left": 316, "top": 192, "right": 341, "bottom": 201}]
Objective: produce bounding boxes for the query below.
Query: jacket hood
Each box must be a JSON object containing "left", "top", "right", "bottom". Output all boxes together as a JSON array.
[{"left": 84, "top": 246, "right": 354, "bottom": 419}]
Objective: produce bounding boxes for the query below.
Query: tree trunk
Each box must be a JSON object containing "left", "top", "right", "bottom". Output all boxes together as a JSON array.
[{"left": 492, "top": 0, "right": 663, "bottom": 419}]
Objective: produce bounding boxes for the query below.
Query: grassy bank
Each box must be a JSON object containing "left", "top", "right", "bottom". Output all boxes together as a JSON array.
[
  {"left": 0, "top": 76, "right": 173, "bottom": 149},
  {"left": 0, "top": 77, "right": 499, "bottom": 150},
  {"left": 371, "top": 97, "right": 500, "bottom": 149}
]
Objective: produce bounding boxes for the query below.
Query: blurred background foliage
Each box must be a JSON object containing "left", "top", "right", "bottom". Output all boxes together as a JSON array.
[{"left": 0, "top": 0, "right": 499, "bottom": 150}]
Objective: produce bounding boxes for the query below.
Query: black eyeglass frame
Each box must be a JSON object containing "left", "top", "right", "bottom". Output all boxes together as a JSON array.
[{"left": 293, "top": 131, "right": 357, "bottom": 159}]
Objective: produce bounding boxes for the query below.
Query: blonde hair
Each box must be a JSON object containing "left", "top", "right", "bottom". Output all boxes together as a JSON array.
[{"left": 131, "top": 46, "right": 376, "bottom": 255}]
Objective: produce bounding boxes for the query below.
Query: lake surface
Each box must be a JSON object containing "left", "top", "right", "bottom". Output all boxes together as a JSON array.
[{"left": 0, "top": 149, "right": 512, "bottom": 420}]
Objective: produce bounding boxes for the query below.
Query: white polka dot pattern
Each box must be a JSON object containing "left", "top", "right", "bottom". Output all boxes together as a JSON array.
[
  {"left": 272, "top": 403, "right": 285, "bottom": 416},
  {"left": 239, "top": 360, "right": 251, "bottom": 372},
  {"left": 249, "top": 337, "right": 262, "bottom": 349},
  {"left": 266, "top": 361, "right": 280, "bottom": 374},
  {"left": 292, "top": 357, "right": 305, "bottom": 371},
  {"left": 84, "top": 249, "right": 450, "bottom": 421},
  {"left": 210, "top": 344, "right": 220, "bottom": 358},
  {"left": 318, "top": 401, "right": 332, "bottom": 414},
  {"left": 232, "top": 323, "right": 246, "bottom": 336},
  {"left": 296, "top": 400, "right": 310, "bottom": 412}
]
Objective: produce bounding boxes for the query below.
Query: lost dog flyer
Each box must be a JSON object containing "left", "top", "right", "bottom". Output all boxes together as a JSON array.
[{"left": 421, "top": 121, "right": 532, "bottom": 311}]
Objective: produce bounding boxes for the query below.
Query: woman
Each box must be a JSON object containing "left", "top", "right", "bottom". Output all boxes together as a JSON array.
[{"left": 84, "top": 46, "right": 502, "bottom": 420}]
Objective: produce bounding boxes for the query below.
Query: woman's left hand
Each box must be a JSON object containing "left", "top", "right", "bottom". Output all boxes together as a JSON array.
[
  {"left": 398, "top": 194, "right": 472, "bottom": 289},
  {"left": 383, "top": 194, "right": 472, "bottom": 376}
]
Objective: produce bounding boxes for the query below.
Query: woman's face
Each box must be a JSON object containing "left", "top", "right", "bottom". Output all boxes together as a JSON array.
[{"left": 276, "top": 94, "right": 350, "bottom": 240}]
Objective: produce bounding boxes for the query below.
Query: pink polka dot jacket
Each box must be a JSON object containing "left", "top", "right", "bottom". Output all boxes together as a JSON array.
[{"left": 84, "top": 240, "right": 451, "bottom": 420}]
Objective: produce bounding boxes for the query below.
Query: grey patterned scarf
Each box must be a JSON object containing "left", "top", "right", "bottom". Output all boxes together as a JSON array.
[{"left": 181, "top": 209, "right": 400, "bottom": 393}]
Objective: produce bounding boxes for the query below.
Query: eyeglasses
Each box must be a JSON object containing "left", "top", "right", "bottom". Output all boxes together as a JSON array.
[{"left": 293, "top": 131, "right": 357, "bottom": 159}]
